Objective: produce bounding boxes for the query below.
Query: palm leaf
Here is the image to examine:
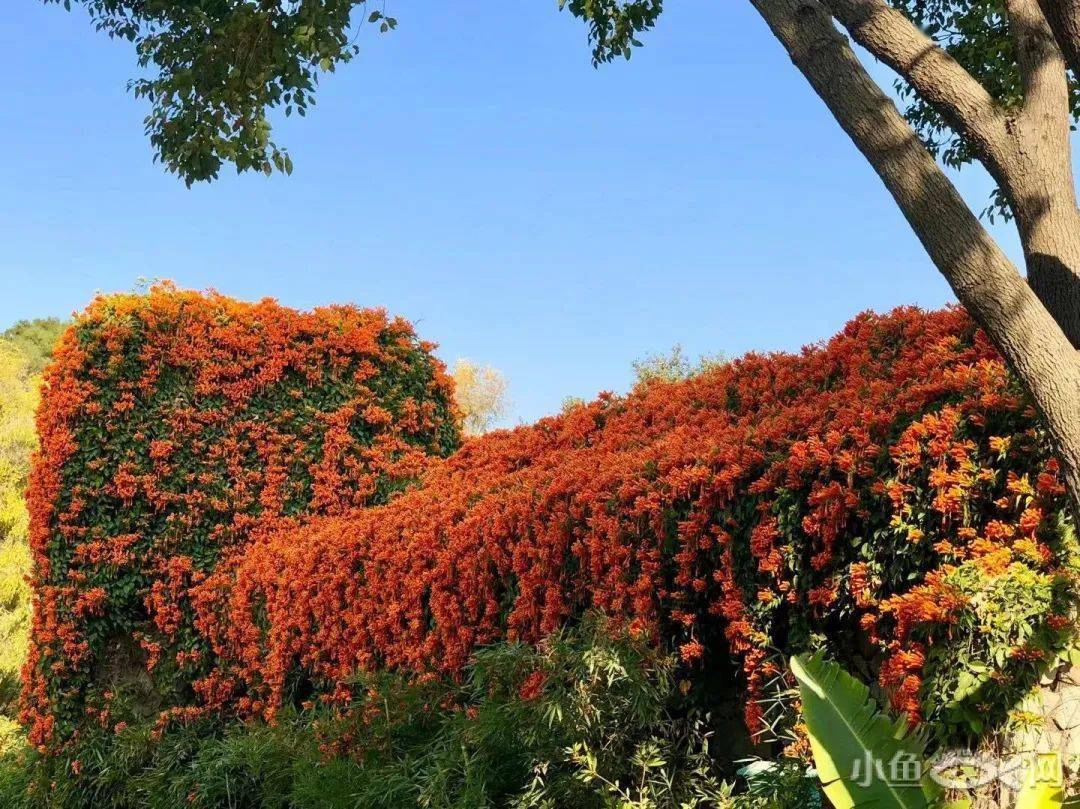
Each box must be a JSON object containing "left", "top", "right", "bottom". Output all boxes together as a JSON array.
[{"left": 790, "top": 653, "right": 929, "bottom": 809}]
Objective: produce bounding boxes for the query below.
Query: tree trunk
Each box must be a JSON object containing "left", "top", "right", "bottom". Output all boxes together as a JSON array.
[
  {"left": 1000, "top": 0, "right": 1080, "bottom": 348},
  {"left": 1022, "top": 222, "right": 1080, "bottom": 349},
  {"left": 746, "top": 0, "right": 1080, "bottom": 527},
  {"left": 1036, "top": 0, "right": 1080, "bottom": 80},
  {"left": 1008, "top": 142, "right": 1080, "bottom": 348}
]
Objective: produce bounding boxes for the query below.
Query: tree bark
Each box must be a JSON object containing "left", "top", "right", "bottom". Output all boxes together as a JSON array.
[
  {"left": 1014, "top": 199, "right": 1080, "bottom": 349},
  {"left": 1003, "top": 0, "right": 1080, "bottom": 347},
  {"left": 822, "top": 0, "right": 1080, "bottom": 347},
  {"left": 747, "top": 0, "right": 1080, "bottom": 790},
  {"left": 1036, "top": 0, "right": 1080, "bottom": 80},
  {"left": 746, "top": 0, "right": 1080, "bottom": 516}
]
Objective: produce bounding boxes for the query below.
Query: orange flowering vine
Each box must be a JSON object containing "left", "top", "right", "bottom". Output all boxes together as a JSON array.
[
  {"left": 24, "top": 297, "right": 1077, "bottom": 752},
  {"left": 188, "top": 306, "right": 1074, "bottom": 737},
  {"left": 23, "top": 284, "right": 460, "bottom": 748}
]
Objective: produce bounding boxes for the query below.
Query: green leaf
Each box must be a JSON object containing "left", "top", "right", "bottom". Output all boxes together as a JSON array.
[
  {"left": 1015, "top": 754, "right": 1063, "bottom": 809},
  {"left": 791, "top": 653, "right": 928, "bottom": 809}
]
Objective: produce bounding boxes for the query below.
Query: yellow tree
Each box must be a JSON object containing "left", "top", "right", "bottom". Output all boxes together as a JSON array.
[
  {"left": 0, "top": 340, "right": 38, "bottom": 749},
  {"left": 452, "top": 359, "right": 509, "bottom": 437}
]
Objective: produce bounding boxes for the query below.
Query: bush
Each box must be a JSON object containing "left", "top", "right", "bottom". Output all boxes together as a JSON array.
[
  {"left": 23, "top": 285, "right": 461, "bottom": 749},
  {"left": 0, "top": 617, "right": 790, "bottom": 808},
  {"left": 1, "top": 319, "right": 67, "bottom": 376},
  {"left": 195, "top": 307, "right": 1076, "bottom": 751}
]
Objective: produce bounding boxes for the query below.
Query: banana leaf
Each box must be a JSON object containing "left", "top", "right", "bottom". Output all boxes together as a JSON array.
[{"left": 791, "top": 653, "right": 930, "bottom": 809}]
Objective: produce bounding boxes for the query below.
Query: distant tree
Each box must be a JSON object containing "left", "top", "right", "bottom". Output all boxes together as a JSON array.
[
  {"left": 632, "top": 344, "right": 726, "bottom": 387},
  {"left": 0, "top": 341, "right": 37, "bottom": 748},
  {"left": 1, "top": 319, "right": 67, "bottom": 375},
  {"left": 561, "top": 395, "right": 587, "bottom": 413},
  {"left": 452, "top": 359, "right": 509, "bottom": 437}
]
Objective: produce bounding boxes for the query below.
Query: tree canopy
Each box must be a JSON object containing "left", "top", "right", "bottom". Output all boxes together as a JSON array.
[
  {"left": 47, "top": 0, "right": 1070, "bottom": 217},
  {"left": 0, "top": 340, "right": 42, "bottom": 750},
  {"left": 451, "top": 359, "right": 509, "bottom": 437},
  {"left": 47, "top": 0, "right": 664, "bottom": 185},
  {"left": 1, "top": 319, "right": 67, "bottom": 376}
]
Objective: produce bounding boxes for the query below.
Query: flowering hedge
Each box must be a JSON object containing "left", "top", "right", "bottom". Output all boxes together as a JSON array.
[
  {"left": 25, "top": 300, "right": 1078, "bottom": 755},
  {"left": 22, "top": 286, "right": 461, "bottom": 749},
  {"left": 193, "top": 306, "right": 1077, "bottom": 744}
]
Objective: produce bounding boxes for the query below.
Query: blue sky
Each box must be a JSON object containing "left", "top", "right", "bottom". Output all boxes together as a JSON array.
[{"left": 1, "top": 1, "right": 1023, "bottom": 425}]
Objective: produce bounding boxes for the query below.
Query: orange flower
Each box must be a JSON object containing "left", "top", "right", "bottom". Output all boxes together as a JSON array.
[{"left": 24, "top": 299, "right": 1073, "bottom": 751}]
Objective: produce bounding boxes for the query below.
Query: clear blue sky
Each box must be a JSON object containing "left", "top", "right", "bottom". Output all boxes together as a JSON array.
[{"left": 1, "top": 1, "right": 1024, "bottom": 426}]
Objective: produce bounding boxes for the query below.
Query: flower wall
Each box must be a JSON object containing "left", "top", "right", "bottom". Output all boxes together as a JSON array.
[
  {"left": 22, "top": 286, "right": 461, "bottom": 749},
  {"left": 194, "top": 306, "right": 1076, "bottom": 743},
  {"left": 24, "top": 298, "right": 1078, "bottom": 754}
]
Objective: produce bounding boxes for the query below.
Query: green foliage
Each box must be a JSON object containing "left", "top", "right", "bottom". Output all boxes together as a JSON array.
[
  {"left": 791, "top": 654, "right": 1071, "bottom": 809},
  {"left": 0, "top": 319, "right": 67, "bottom": 376},
  {"left": 733, "top": 759, "right": 822, "bottom": 809},
  {"left": 556, "top": 0, "right": 663, "bottom": 64},
  {"left": 0, "top": 617, "right": 806, "bottom": 808},
  {"left": 631, "top": 343, "right": 726, "bottom": 387},
  {"left": 924, "top": 555, "right": 1077, "bottom": 740},
  {"left": 44, "top": 0, "right": 664, "bottom": 184},
  {"left": 790, "top": 653, "right": 931, "bottom": 809},
  {"left": 43, "top": 0, "right": 397, "bottom": 184}
]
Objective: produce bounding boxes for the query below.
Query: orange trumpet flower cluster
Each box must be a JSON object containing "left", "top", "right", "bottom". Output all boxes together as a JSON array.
[{"left": 24, "top": 290, "right": 1074, "bottom": 751}]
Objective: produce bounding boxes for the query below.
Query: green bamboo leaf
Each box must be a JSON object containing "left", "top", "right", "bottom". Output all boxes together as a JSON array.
[{"left": 791, "top": 653, "right": 928, "bottom": 809}]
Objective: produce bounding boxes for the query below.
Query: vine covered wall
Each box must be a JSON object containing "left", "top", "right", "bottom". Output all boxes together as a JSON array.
[
  {"left": 23, "top": 298, "right": 1078, "bottom": 756},
  {"left": 194, "top": 306, "right": 1076, "bottom": 746},
  {"left": 22, "top": 286, "right": 461, "bottom": 749}
]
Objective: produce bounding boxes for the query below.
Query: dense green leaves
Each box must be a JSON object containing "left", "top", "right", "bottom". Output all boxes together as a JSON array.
[
  {"left": 45, "top": 0, "right": 663, "bottom": 184},
  {"left": 0, "top": 617, "right": 789, "bottom": 808},
  {"left": 557, "top": 0, "right": 663, "bottom": 64},
  {"left": 44, "top": 0, "right": 388, "bottom": 185},
  {"left": 1, "top": 319, "right": 67, "bottom": 376}
]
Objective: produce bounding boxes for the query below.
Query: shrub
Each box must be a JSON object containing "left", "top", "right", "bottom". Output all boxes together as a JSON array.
[
  {"left": 23, "top": 285, "right": 461, "bottom": 749},
  {"left": 194, "top": 307, "right": 1076, "bottom": 749},
  {"left": 0, "top": 617, "right": 779, "bottom": 808},
  {"left": 24, "top": 301, "right": 1079, "bottom": 771}
]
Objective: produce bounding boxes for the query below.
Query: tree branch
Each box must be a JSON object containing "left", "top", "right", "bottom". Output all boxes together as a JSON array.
[
  {"left": 1036, "top": 0, "right": 1080, "bottom": 81},
  {"left": 1006, "top": 0, "right": 1071, "bottom": 132},
  {"left": 998, "top": 0, "right": 1080, "bottom": 353},
  {"left": 821, "top": 0, "right": 1012, "bottom": 177},
  {"left": 746, "top": 0, "right": 1080, "bottom": 513}
]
